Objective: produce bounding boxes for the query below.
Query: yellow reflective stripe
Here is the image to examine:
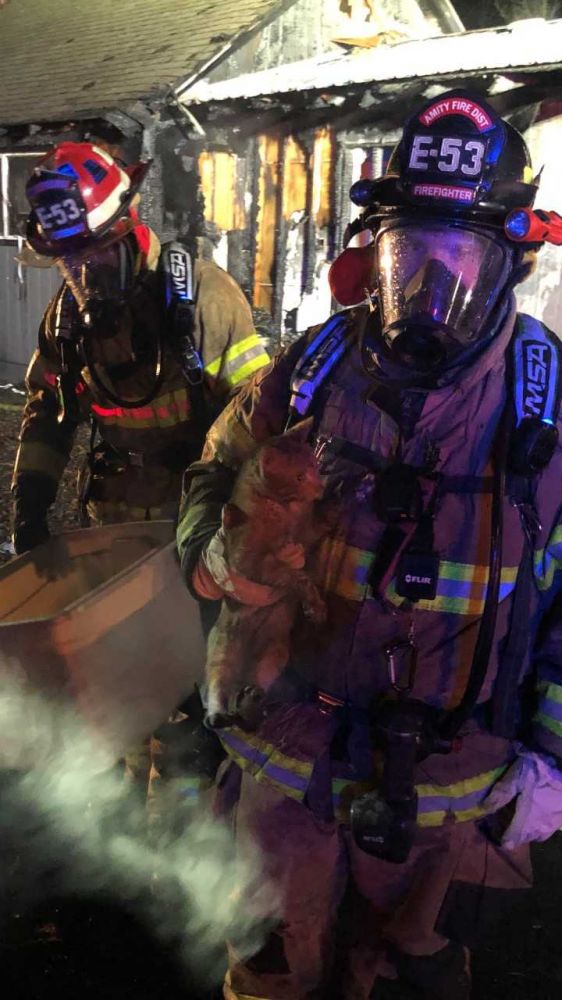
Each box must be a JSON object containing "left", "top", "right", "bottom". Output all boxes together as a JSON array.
[
  {"left": 416, "top": 766, "right": 505, "bottom": 800},
  {"left": 418, "top": 803, "right": 489, "bottom": 828},
  {"left": 14, "top": 441, "right": 68, "bottom": 480},
  {"left": 315, "top": 538, "right": 519, "bottom": 613},
  {"left": 228, "top": 728, "right": 313, "bottom": 779},
  {"left": 221, "top": 745, "right": 305, "bottom": 801},
  {"left": 537, "top": 680, "right": 562, "bottom": 705},
  {"left": 315, "top": 537, "right": 371, "bottom": 601},
  {"left": 227, "top": 351, "right": 270, "bottom": 388},
  {"left": 333, "top": 766, "right": 507, "bottom": 825},
  {"left": 534, "top": 710, "right": 562, "bottom": 738},
  {"left": 205, "top": 334, "right": 269, "bottom": 387},
  {"left": 176, "top": 501, "right": 204, "bottom": 551},
  {"left": 220, "top": 727, "right": 313, "bottom": 802},
  {"left": 387, "top": 562, "right": 518, "bottom": 615},
  {"left": 205, "top": 333, "right": 263, "bottom": 375},
  {"left": 534, "top": 524, "right": 562, "bottom": 591},
  {"left": 224, "top": 726, "right": 508, "bottom": 828}
]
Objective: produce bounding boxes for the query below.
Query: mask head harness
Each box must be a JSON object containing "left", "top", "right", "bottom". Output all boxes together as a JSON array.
[{"left": 328, "top": 90, "right": 558, "bottom": 375}]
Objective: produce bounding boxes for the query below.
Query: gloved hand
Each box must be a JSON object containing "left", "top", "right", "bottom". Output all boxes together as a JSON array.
[
  {"left": 11, "top": 472, "right": 56, "bottom": 568},
  {"left": 153, "top": 687, "right": 225, "bottom": 781},
  {"left": 12, "top": 518, "right": 50, "bottom": 555},
  {"left": 192, "top": 524, "right": 293, "bottom": 607},
  {"left": 482, "top": 746, "right": 562, "bottom": 850}
]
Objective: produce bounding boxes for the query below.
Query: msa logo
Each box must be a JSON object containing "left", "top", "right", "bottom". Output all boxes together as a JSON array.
[
  {"left": 405, "top": 574, "right": 431, "bottom": 585},
  {"left": 524, "top": 342, "right": 550, "bottom": 418},
  {"left": 169, "top": 250, "right": 190, "bottom": 298}
]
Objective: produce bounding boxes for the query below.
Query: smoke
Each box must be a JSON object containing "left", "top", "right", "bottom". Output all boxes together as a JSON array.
[{"left": 0, "top": 664, "right": 278, "bottom": 987}]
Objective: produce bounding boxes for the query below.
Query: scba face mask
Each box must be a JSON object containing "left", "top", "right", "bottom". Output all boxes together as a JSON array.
[
  {"left": 374, "top": 220, "right": 515, "bottom": 371},
  {"left": 57, "top": 235, "right": 138, "bottom": 333}
]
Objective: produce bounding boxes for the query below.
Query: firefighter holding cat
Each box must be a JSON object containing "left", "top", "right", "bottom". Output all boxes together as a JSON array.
[{"left": 177, "top": 91, "right": 562, "bottom": 999}]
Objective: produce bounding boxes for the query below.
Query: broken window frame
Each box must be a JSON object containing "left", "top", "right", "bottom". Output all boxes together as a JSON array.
[{"left": 0, "top": 151, "right": 45, "bottom": 241}]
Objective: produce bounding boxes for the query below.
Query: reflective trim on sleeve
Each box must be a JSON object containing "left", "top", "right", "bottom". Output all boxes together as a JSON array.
[
  {"left": 219, "top": 728, "right": 313, "bottom": 801},
  {"left": 205, "top": 333, "right": 270, "bottom": 389},
  {"left": 535, "top": 679, "right": 562, "bottom": 726},
  {"left": 13, "top": 441, "right": 69, "bottom": 481},
  {"left": 534, "top": 525, "right": 562, "bottom": 592},
  {"left": 176, "top": 500, "right": 207, "bottom": 553},
  {"left": 534, "top": 708, "right": 562, "bottom": 739}
]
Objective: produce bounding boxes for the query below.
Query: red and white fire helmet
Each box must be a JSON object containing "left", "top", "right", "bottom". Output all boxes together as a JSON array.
[{"left": 26, "top": 141, "right": 150, "bottom": 257}]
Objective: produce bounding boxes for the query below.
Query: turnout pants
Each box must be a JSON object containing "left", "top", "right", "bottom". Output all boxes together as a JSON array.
[{"left": 218, "top": 765, "right": 532, "bottom": 1000}]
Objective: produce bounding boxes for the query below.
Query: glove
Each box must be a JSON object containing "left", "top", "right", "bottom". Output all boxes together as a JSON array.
[
  {"left": 12, "top": 472, "right": 56, "bottom": 554},
  {"left": 12, "top": 472, "right": 57, "bottom": 572},
  {"left": 12, "top": 518, "right": 50, "bottom": 555},
  {"left": 153, "top": 688, "right": 225, "bottom": 781},
  {"left": 482, "top": 746, "right": 562, "bottom": 850},
  {"left": 192, "top": 525, "right": 285, "bottom": 607}
]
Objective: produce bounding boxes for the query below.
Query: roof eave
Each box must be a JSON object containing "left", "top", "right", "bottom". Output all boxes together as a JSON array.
[{"left": 179, "top": 18, "right": 562, "bottom": 107}]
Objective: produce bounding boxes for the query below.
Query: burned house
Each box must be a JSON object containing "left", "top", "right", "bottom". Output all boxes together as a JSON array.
[
  {"left": 179, "top": 4, "right": 562, "bottom": 343},
  {"left": 2, "top": 0, "right": 562, "bottom": 378}
]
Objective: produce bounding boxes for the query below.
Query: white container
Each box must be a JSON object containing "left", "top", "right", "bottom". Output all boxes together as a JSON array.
[{"left": 0, "top": 522, "right": 206, "bottom": 761}]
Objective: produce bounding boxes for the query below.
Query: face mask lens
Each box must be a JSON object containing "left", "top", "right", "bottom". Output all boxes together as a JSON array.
[
  {"left": 57, "top": 239, "right": 135, "bottom": 315},
  {"left": 375, "top": 222, "right": 513, "bottom": 359}
]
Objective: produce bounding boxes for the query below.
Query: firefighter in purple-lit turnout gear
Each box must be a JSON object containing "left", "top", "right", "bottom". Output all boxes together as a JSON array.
[
  {"left": 10, "top": 141, "right": 269, "bottom": 799},
  {"left": 176, "top": 91, "right": 562, "bottom": 998}
]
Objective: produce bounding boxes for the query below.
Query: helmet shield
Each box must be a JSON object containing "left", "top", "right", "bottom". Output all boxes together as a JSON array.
[{"left": 375, "top": 221, "right": 513, "bottom": 370}]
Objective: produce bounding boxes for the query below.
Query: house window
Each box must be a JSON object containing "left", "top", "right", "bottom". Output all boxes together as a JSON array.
[{"left": 0, "top": 152, "right": 44, "bottom": 239}]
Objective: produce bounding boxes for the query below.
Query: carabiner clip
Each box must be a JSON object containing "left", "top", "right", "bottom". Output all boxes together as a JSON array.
[{"left": 383, "top": 638, "right": 418, "bottom": 696}]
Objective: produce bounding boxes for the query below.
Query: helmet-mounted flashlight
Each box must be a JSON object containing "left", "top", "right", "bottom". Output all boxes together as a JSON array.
[
  {"left": 504, "top": 207, "right": 562, "bottom": 245},
  {"left": 350, "top": 178, "right": 378, "bottom": 208}
]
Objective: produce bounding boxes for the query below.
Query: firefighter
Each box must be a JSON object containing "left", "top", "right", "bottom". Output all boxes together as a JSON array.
[
  {"left": 12, "top": 141, "right": 268, "bottom": 544},
  {"left": 176, "top": 90, "right": 562, "bottom": 999},
  {"left": 11, "top": 140, "right": 269, "bottom": 798}
]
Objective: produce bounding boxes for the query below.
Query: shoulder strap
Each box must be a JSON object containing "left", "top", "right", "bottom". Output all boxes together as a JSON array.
[
  {"left": 509, "top": 313, "right": 562, "bottom": 474},
  {"left": 491, "top": 315, "right": 562, "bottom": 737},
  {"left": 160, "top": 241, "right": 204, "bottom": 386},
  {"left": 160, "top": 241, "right": 209, "bottom": 437},
  {"left": 286, "top": 312, "right": 355, "bottom": 428}
]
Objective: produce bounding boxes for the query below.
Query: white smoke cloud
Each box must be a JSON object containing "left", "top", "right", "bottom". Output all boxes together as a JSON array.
[{"left": 0, "top": 663, "right": 278, "bottom": 988}]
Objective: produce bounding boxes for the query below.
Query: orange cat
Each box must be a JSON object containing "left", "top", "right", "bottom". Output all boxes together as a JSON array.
[{"left": 204, "top": 420, "right": 326, "bottom": 730}]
